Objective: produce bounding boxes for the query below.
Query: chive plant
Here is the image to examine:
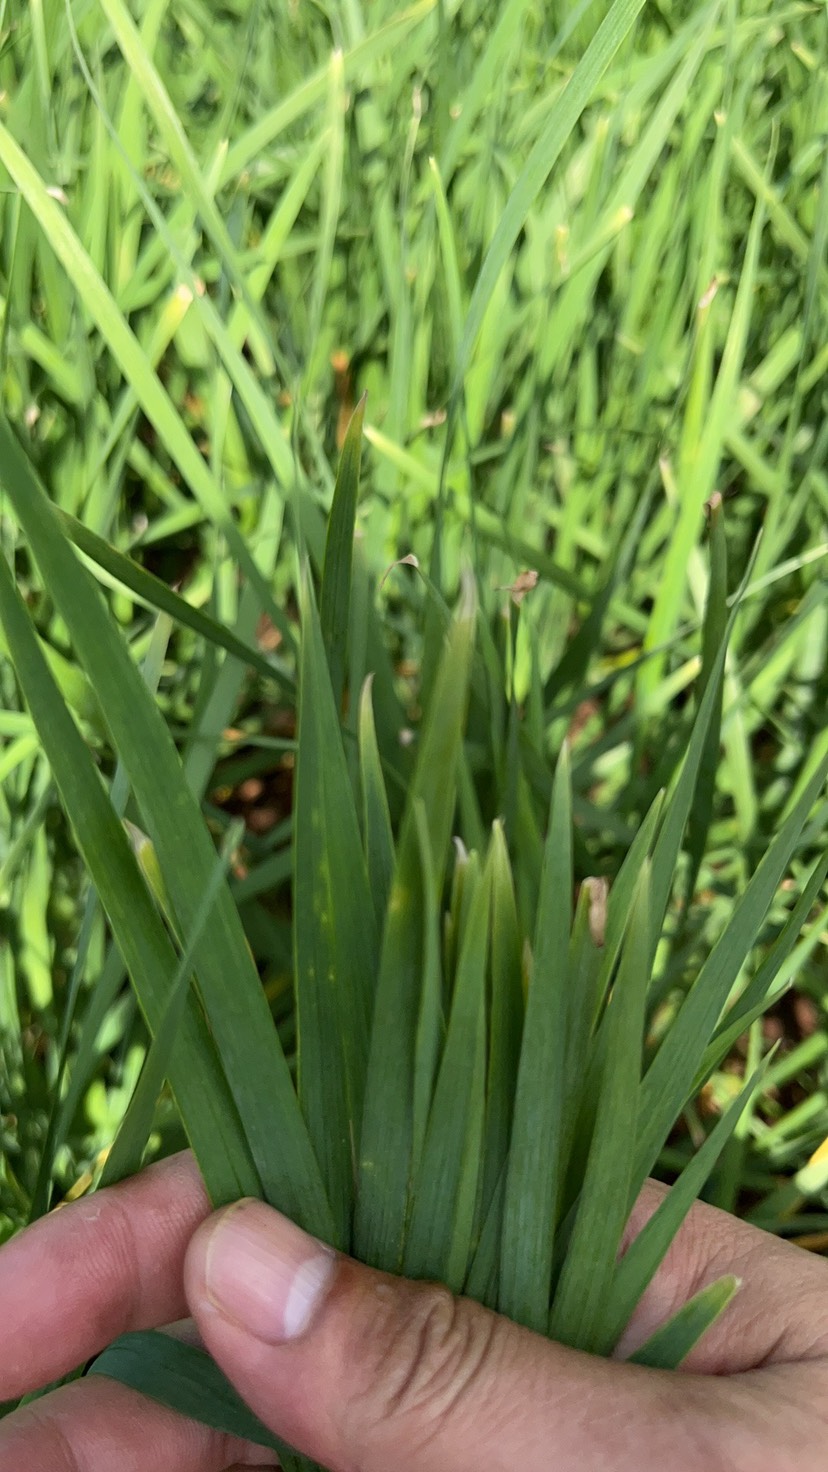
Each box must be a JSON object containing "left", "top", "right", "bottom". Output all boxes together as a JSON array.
[{"left": 1, "top": 1, "right": 827, "bottom": 1468}]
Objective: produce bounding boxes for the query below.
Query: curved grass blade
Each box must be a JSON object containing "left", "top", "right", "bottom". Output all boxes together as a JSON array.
[
  {"left": 0, "top": 548, "right": 258, "bottom": 1206},
  {"left": 599, "top": 1062, "right": 768, "bottom": 1358},
  {"left": 627, "top": 1275, "right": 740, "bottom": 1370},
  {"left": 0, "top": 416, "right": 332, "bottom": 1235},
  {"left": 56, "top": 510, "right": 293, "bottom": 694},
  {"left": 634, "top": 752, "right": 828, "bottom": 1198},
  {"left": 89, "top": 1332, "right": 290, "bottom": 1463},
  {"left": 499, "top": 742, "right": 572, "bottom": 1332},
  {"left": 452, "top": 0, "right": 649, "bottom": 398}
]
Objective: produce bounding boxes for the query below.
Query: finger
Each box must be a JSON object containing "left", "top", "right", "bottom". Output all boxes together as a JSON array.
[
  {"left": 184, "top": 1200, "right": 752, "bottom": 1472},
  {"left": 620, "top": 1181, "right": 828, "bottom": 1372},
  {"left": 0, "top": 1375, "right": 277, "bottom": 1472},
  {"left": 0, "top": 1151, "right": 210, "bottom": 1400}
]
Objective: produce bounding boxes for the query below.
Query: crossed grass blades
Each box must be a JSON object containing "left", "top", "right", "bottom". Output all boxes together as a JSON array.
[
  {"left": 1, "top": 2, "right": 828, "bottom": 1470},
  {"left": 2, "top": 406, "right": 826, "bottom": 1469}
]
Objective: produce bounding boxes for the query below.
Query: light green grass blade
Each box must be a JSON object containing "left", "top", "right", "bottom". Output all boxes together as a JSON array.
[
  {"left": 358, "top": 676, "right": 395, "bottom": 929},
  {"left": 0, "top": 545, "right": 257, "bottom": 1206},
  {"left": 641, "top": 171, "right": 768, "bottom": 704},
  {"left": 500, "top": 742, "right": 572, "bottom": 1332},
  {"left": 320, "top": 395, "right": 367, "bottom": 710},
  {"left": 0, "top": 125, "right": 289, "bottom": 641},
  {"left": 97, "top": 0, "right": 276, "bottom": 375},
  {"left": 634, "top": 753, "right": 828, "bottom": 1196},
  {"left": 99, "top": 819, "right": 245, "bottom": 1190},
  {"left": 356, "top": 580, "right": 477, "bottom": 1271},
  {"left": 599, "top": 1062, "right": 767, "bottom": 1357},
  {"left": 683, "top": 491, "right": 728, "bottom": 910},
  {"left": 0, "top": 416, "right": 332, "bottom": 1235},
  {"left": 404, "top": 852, "right": 489, "bottom": 1291},
  {"left": 221, "top": 1, "right": 437, "bottom": 184},
  {"left": 453, "top": 0, "right": 648, "bottom": 396},
  {"left": 550, "top": 863, "right": 650, "bottom": 1352},
  {"left": 695, "top": 852, "right": 828, "bottom": 1086},
  {"left": 628, "top": 1275, "right": 740, "bottom": 1370},
  {"left": 294, "top": 568, "right": 377, "bottom": 1247}
]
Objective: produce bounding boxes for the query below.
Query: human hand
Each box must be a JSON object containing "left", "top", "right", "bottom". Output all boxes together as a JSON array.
[{"left": 2, "top": 1151, "right": 828, "bottom": 1472}]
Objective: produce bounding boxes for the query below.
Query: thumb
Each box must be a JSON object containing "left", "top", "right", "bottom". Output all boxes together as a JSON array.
[{"left": 185, "top": 1199, "right": 731, "bottom": 1472}]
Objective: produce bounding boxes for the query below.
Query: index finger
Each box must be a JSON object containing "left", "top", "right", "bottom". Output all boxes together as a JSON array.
[{"left": 0, "top": 1151, "right": 209, "bottom": 1402}]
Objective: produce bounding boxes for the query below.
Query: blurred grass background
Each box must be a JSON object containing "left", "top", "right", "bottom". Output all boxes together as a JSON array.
[{"left": 0, "top": 0, "right": 827, "bottom": 1246}]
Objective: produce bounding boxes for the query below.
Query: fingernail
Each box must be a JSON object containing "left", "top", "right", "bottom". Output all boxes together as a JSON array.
[{"left": 204, "top": 1200, "right": 335, "bottom": 1343}]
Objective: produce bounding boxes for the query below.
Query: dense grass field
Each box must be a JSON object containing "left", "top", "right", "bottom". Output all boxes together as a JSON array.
[{"left": 1, "top": 0, "right": 827, "bottom": 1361}]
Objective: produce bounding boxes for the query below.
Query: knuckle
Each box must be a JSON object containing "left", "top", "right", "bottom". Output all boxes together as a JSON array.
[{"left": 340, "top": 1278, "right": 496, "bottom": 1457}]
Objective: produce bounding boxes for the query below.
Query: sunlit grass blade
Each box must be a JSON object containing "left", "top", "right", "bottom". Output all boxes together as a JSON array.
[
  {"left": 627, "top": 1275, "right": 741, "bottom": 1370},
  {"left": 683, "top": 491, "right": 728, "bottom": 912},
  {"left": 499, "top": 742, "right": 572, "bottom": 1332},
  {"left": 695, "top": 852, "right": 828, "bottom": 1086},
  {"left": 634, "top": 753, "right": 828, "bottom": 1195},
  {"left": 294, "top": 567, "right": 377, "bottom": 1247},
  {"left": 356, "top": 579, "right": 477, "bottom": 1271},
  {"left": 320, "top": 394, "right": 367, "bottom": 709},
  {"left": 0, "top": 126, "right": 289, "bottom": 640},
  {"left": 0, "top": 416, "right": 332, "bottom": 1234},
  {"left": 0, "top": 546, "right": 258, "bottom": 1205},
  {"left": 453, "top": 0, "right": 648, "bottom": 396},
  {"left": 404, "top": 852, "right": 489, "bottom": 1291},
  {"left": 550, "top": 863, "right": 650, "bottom": 1352},
  {"left": 99, "top": 819, "right": 244, "bottom": 1190}
]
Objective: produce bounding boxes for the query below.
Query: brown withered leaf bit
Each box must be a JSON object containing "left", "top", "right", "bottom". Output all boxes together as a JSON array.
[
  {"left": 497, "top": 569, "right": 539, "bottom": 605},
  {"left": 583, "top": 876, "right": 609, "bottom": 948},
  {"left": 380, "top": 552, "right": 420, "bottom": 589}
]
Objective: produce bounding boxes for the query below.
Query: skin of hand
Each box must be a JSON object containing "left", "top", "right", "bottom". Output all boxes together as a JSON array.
[{"left": 2, "top": 1152, "right": 828, "bottom": 1472}]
